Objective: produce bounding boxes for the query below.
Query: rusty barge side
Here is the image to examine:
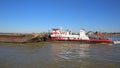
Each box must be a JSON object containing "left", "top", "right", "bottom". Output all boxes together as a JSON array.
[{"left": 0, "top": 33, "right": 50, "bottom": 43}]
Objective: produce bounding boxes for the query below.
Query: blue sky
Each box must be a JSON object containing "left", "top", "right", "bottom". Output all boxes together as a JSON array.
[{"left": 0, "top": 0, "right": 120, "bottom": 33}]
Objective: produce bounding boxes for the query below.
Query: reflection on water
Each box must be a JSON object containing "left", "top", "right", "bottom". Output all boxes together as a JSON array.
[
  {"left": 0, "top": 42, "right": 120, "bottom": 68},
  {"left": 51, "top": 42, "right": 120, "bottom": 62},
  {"left": 52, "top": 43, "right": 90, "bottom": 60}
]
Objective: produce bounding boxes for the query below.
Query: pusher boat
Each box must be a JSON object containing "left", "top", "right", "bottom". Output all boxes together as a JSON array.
[{"left": 50, "top": 28, "right": 113, "bottom": 43}]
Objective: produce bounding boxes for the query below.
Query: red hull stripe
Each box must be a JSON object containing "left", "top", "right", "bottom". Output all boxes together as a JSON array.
[{"left": 51, "top": 38, "right": 112, "bottom": 43}]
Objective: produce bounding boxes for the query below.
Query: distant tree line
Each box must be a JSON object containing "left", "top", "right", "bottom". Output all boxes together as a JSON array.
[{"left": 102, "top": 32, "right": 120, "bottom": 36}]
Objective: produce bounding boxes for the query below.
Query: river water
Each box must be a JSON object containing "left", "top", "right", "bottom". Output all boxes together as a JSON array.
[{"left": 0, "top": 36, "right": 120, "bottom": 68}]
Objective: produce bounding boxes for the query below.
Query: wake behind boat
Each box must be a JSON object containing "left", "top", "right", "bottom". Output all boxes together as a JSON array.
[{"left": 50, "top": 28, "right": 113, "bottom": 43}]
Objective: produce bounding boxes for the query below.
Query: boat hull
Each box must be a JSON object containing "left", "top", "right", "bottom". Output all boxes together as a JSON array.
[
  {"left": 89, "top": 39, "right": 113, "bottom": 43},
  {"left": 51, "top": 38, "right": 113, "bottom": 43}
]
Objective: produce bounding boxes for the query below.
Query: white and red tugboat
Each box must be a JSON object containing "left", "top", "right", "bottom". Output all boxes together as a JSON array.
[{"left": 50, "top": 28, "right": 113, "bottom": 43}]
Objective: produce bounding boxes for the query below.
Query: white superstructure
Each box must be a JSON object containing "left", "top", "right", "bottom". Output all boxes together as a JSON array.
[{"left": 51, "top": 28, "right": 89, "bottom": 41}]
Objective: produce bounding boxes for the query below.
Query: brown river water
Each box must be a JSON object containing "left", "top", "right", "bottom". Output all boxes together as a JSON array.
[{"left": 0, "top": 36, "right": 120, "bottom": 68}]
